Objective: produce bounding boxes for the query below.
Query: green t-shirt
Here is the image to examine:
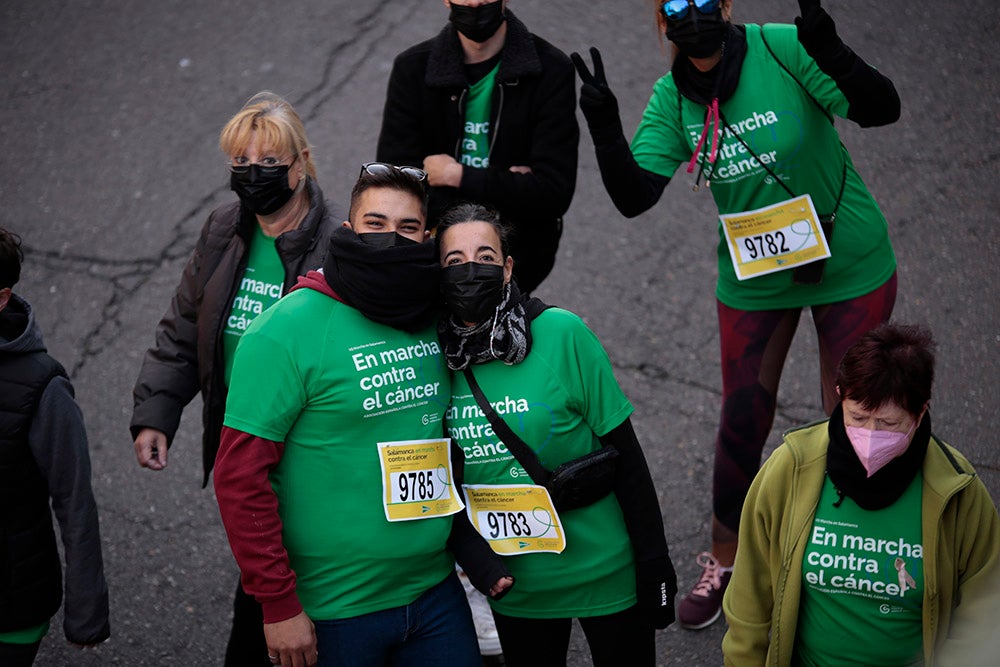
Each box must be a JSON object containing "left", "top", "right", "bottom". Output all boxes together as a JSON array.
[
  {"left": 631, "top": 23, "right": 895, "bottom": 311},
  {"left": 224, "top": 287, "right": 455, "bottom": 620},
  {"left": 0, "top": 620, "right": 48, "bottom": 644},
  {"left": 459, "top": 62, "right": 499, "bottom": 170},
  {"left": 222, "top": 223, "right": 285, "bottom": 386},
  {"left": 446, "top": 308, "right": 637, "bottom": 618},
  {"left": 795, "top": 473, "right": 924, "bottom": 666}
]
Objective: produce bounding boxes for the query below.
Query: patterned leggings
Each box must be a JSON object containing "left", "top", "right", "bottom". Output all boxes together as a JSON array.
[{"left": 712, "top": 273, "right": 897, "bottom": 534}]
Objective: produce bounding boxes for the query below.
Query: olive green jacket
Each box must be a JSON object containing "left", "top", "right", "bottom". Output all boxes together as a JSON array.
[{"left": 722, "top": 419, "right": 999, "bottom": 666}]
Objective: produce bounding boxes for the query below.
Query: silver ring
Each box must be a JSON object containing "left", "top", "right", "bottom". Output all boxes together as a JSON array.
[{"left": 268, "top": 656, "right": 278, "bottom": 661}]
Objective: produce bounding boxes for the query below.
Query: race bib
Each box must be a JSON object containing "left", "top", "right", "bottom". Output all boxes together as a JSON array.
[
  {"left": 377, "top": 439, "right": 465, "bottom": 522},
  {"left": 463, "top": 484, "right": 566, "bottom": 555},
  {"left": 719, "top": 194, "right": 831, "bottom": 280}
]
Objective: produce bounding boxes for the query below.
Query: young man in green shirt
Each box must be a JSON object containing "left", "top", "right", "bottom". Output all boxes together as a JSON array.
[{"left": 214, "top": 164, "right": 511, "bottom": 667}]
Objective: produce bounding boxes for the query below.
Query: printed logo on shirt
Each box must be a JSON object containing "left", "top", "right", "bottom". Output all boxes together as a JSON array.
[
  {"left": 350, "top": 338, "right": 444, "bottom": 418},
  {"left": 461, "top": 121, "right": 491, "bottom": 168},
  {"left": 445, "top": 396, "right": 531, "bottom": 464},
  {"left": 225, "top": 269, "right": 282, "bottom": 335},
  {"left": 687, "top": 108, "right": 788, "bottom": 184},
  {"left": 803, "top": 518, "right": 924, "bottom": 601}
]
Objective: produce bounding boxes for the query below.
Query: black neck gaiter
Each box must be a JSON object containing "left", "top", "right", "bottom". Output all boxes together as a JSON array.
[
  {"left": 672, "top": 23, "right": 747, "bottom": 105},
  {"left": 826, "top": 402, "right": 931, "bottom": 511},
  {"left": 322, "top": 227, "right": 440, "bottom": 333}
]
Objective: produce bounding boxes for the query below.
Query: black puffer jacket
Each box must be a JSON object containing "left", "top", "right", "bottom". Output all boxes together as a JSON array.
[
  {"left": 130, "top": 178, "right": 344, "bottom": 485},
  {"left": 377, "top": 11, "right": 578, "bottom": 293}
]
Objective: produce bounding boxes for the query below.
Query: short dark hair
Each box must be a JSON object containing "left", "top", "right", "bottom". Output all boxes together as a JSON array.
[
  {"left": 436, "top": 202, "right": 512, "bottom": 258},
  {"left": 0, "top": 226, "right": 24, "bottom": 289},
  {"left": 836, "top": 322, "right": 936, "bottom": 415},
  {"left": 349, "top": 166, "right": 427, "bottom": 222}
]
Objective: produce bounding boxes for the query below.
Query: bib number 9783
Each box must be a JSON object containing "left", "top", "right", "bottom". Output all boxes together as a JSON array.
[
  {"left": 482, "top": 511, "right": 533, "bottom": 539},
  {"left": 464, "top": 484, "right": 566, "bottom": 555}
]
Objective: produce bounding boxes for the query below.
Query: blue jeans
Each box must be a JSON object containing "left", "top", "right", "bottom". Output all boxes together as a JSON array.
[{"left": 313, "top": 571, "right": 480, "bottom": 667}]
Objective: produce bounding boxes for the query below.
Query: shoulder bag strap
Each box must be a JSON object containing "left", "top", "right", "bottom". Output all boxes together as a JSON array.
[
  {"left": 462, "top": 366, "right": 552, "bottom": 485},
  {"left": 760, "top": 26, "right": 833, "bottom": 124}
]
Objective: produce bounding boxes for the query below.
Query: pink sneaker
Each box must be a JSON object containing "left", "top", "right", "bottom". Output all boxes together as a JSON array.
[{"left": 677, "top": 552, "right": 732, "bottom": 630}]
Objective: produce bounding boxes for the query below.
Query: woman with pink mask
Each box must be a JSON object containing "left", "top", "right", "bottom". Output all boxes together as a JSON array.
[{"left": 722, "top": 323, "right": 1000, "bottom": 666}]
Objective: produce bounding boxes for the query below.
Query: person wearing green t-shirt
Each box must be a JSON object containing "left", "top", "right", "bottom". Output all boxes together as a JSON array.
[
  {"left": 436, "top": 203, "right": 676, "bottom": 667},
  {"left": 572, "top": 0, "right": 903, "bottom": 628},
  {"left": 214, "top": 165, "right": 512, "bottom": 667},
  {"left": 723, "top": 323, "right": 1000, "bottom": 666}
]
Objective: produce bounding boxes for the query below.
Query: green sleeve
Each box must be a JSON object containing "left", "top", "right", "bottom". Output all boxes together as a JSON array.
[
  {"left": 549, "top": 310, "right": 633, "bottom": 438},
  {"left": 223, "top": 312, "right": 307, "bottom": 442},
  {"left": 760, "top": 23, "right": 849, "bottom": 120},
  {"left": 630, "top": 76, "right": 690, "bottom": 179}
]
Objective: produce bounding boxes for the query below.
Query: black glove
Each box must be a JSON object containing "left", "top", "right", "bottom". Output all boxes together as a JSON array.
[
  {"left": 794, "top": 0, "right": 845, "bottom": 70},
  {"left": 636, "top": 556, "right": 678, "bottom": 629},
  {"left": 570, "top": 47, "right": 624, "bottom": 144}
]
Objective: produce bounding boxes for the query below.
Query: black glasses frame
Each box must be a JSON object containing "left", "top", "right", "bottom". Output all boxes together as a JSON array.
[{"left": 359, "top": 161, "right": 428, "bottom": 183}]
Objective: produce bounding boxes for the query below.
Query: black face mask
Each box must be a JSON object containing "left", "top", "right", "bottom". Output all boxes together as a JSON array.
[
  {"left": 358, "top": 232, "right": 420, "bottom": 249},
  {"left": 449, "top": 1, "right": 506, "bottom": 43},
  {"left": 441, "top": 262, "right": 506, "bottom": 323},
  {"left": 230, "top": 163, "right": 295, "bottom": 216},
  {"left": 666, "top": 7, "right": 727, "bottom": 58}
]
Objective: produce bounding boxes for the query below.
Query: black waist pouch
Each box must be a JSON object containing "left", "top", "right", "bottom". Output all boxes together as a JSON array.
[
  {"left": 792, "top": 216, "right": 835, "bottom": 285},
  {"left": 547, "top": 446, "right": 620, "bottom": 512}
]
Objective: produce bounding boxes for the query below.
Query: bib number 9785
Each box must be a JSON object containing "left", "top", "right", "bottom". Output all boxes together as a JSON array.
[{"left": 390, "top": 469, "right": 436, "bottom": 503}]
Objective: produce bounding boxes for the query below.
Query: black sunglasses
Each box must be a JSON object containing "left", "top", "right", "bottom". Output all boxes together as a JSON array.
[{"left": 359, "top": 162, "right": 427, "bottom": 183}]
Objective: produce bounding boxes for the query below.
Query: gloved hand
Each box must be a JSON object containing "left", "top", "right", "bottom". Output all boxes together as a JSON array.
[
  {"left": 795, "top": 0, "right": 843, "bottom": 64},
  {"left": 636, "top": 556, "right": 678, "bottom": 629},
  {"left": 570, "top": 47, "right": 624, "bottom": 143}
]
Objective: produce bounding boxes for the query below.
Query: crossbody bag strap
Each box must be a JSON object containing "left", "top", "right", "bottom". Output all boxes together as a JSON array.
[
  {"left": 760, "top": 26, "right": 833, "bottom": 124},
  {"left": 758, "top": 26, "right": 848, "bottom": 220},
  {"left": 463, "top": 366, "right": 552, "bottom": 486},
  {"left": 717, "top": 109, "right": 847, "bottom": 220}
]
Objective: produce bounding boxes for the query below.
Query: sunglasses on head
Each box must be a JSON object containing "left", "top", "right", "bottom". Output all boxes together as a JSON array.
[
  {"left": 662, "top": 0, "right": 721, "bottom": 21},
  {"left": 359, "top": 162, "right": 427, "bottom": 183}
]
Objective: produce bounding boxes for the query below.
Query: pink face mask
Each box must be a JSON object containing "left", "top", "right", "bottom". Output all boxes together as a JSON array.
[{"left": 845, "top": 422, "right": 916, "bottom": 478}]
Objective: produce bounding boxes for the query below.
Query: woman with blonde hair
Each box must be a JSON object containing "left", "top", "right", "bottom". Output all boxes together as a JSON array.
[{"left": 130, "top": 91, "right": 344, "bottom": 666}]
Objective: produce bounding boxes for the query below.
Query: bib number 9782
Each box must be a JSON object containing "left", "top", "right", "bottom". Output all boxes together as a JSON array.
[
  {"left": 390, "top": 469, "right": 436, "bottom": 503},
  {"left": 739, "top": 230, "right": 791, "bottom": 262},
  {"left": 483, "top": 511, "right": 532, "bottom": 539}
]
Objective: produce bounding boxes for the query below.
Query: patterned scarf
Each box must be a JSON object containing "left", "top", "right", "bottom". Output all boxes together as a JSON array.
[{"left": 439, "top": 279, "right": 532, "bottom": 370}]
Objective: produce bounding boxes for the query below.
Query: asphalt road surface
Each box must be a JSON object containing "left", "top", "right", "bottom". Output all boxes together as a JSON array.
[{"left": 2, "top": 1, "right": 998, "bottom": 665}]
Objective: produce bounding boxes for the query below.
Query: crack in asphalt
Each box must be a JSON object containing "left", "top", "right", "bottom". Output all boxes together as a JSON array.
[{"left": 24, "top": 3, "right": 413, "bottom": 380}]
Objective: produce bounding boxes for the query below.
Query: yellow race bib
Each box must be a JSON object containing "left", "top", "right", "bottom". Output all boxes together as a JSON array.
[
  {"left": 463, "top": 484, "right": 566, "bottom": 555},
  {"left": 377, "top": 439, "right": 465, "bottom": 522},
  {"left": 719, "top": 194, "right": 831, "bottom": 280}
]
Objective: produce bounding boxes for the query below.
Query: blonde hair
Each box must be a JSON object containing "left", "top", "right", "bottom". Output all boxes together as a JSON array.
[{"left": 219, "top": 91, "right": 317, "bottom": 179}]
